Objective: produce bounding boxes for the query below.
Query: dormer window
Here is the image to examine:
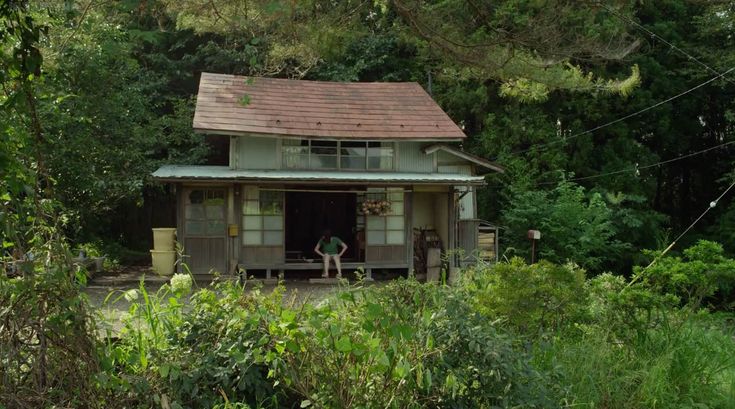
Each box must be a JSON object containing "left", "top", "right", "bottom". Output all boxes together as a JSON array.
[{"left": 283, "top": 140, "right": 394, "bottom": 170}]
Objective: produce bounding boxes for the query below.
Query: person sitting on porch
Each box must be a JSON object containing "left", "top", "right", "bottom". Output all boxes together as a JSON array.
[{"left": 314, "top": 229, "right": 348, "bottom": 278}]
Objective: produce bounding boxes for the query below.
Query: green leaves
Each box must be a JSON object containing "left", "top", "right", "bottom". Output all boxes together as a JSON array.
[
  {"left": 502, "top": 180, "right": 630, "bottom": 272},
  {"left": 334, "top": 336, "right": 352, "bottom": 352}
]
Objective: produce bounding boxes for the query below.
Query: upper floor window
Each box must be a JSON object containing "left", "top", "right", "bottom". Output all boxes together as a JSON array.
[{"left": 283, "top": 140, "right": 394, "bottom": 170}]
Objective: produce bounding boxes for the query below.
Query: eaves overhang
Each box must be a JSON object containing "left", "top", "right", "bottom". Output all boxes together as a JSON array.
[{"left": 151, "top": 165, "right": 487, "bottom": 186}]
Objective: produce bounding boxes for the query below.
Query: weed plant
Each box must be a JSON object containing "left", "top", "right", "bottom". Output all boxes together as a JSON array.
[{"left": 96, "top": 240, "right": 735, "bottom": 408}]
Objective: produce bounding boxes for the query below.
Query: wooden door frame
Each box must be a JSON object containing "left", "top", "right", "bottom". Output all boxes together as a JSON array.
[{"left": 179, "top": 185, "right": 230, "bottom": 274}]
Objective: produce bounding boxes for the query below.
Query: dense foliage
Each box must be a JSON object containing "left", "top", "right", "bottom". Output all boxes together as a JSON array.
[{"left": 88, "top": 245, "right": 733, "bottom": 408}]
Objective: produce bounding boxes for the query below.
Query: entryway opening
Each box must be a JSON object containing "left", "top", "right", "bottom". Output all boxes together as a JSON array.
[{"left": 284, "top": 189, "right": 359, "bottom": 263}]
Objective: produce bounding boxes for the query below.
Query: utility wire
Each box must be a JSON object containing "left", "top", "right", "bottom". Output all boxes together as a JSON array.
[
  {"left": 505, "top": 66, "right": 735, "bottom": 158},
  {"left": 626, "top": 176, "right": 735, "bottom": 287},
  {"left": 599, "top": 3, "right": 735, "bottom": 86},
  {"left": 542, "top": 139, "right": 735, "bottom": 185},
  {"left": 485, "top": 139, "right": 735, "bottom": 189}
]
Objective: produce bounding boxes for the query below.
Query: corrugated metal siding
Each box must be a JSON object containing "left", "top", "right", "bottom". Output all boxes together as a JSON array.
[
  {"left": 437, "top": 165, "right": 472, "bottom": 175},
  {"left": 398, "top": 142, "right": 435, "bottom": 173},
  {"left": 236, "top": 136, "right": 278, "bottom": 169},
  {"left": 437, "top": 150, "right": 468, "bottom": 166}
]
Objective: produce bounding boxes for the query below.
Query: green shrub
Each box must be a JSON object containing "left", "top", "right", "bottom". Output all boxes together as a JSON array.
[
  {"left": 642, "top": 240, "right": 735, "bottom": 309},
  {"left": 268, "top": 279, "right": 555, "bottom": 408},
  {"left": 585, "top": 273, "right": 678, "bottom": 342},
  {"left": 0, "top": 240, "right": 104, "bottom": 408},
  {"left": 107, "top": 276, "right": 557, "bottom": 408},
  {"left": 461, "top": 257, "right": 588, "bottom": 334},
  {"left": 105, "top": 277, "right": 288, "bottom": 408}
]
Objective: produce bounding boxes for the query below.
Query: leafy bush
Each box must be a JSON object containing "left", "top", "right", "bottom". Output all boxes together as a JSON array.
[
  {"left": 642, "top": 240, "right": 735, "bottom": 309},
  {"left": 100, "top": 252, "right": 735, "bottom": 409},
  {"left": 271, "top": 279, "right": 554, "bottom": 408},
  {"left": 585, "top": 273, "right": 678, "bottom": 342},
  {"left": 462, "top": 257, "right": 588, "bottom": 334},
  {"left": 104, "top": 276, "right": 287, "bottom": 408},
  {"left": 501, "top": 180, "right": 630, "bottom": 272},
  {"left": 106, "top": 276, "right": 557, "bottom": 408},
  {"left": 0, "top": 239, "right": 104, "bottom": 408}
]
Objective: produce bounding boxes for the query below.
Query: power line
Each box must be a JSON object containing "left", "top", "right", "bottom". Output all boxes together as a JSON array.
[
  {"left": 627, "top": 176, "right": 735, "bottom": 286},
  {"left": 599, "top": 3, "right": 735, "bottom": 85},
  {"left": 504, "top": 66, "right": 735, "bottom": 158},
  {"left": 485, "top": 139, "right": 735, "bottom": 189}
]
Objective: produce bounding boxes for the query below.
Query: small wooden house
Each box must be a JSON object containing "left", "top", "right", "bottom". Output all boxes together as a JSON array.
[{"left": 152, "top": 73, "right": 502, "bottom": 278}]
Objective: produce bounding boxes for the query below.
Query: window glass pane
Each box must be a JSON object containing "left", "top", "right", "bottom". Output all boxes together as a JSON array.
[
  {"left": 243, "top": 186, "right": 259, "bottom": 201},
  {"left": 366, "top": 216, "right": 385, "bottom": 230},
  {"left": 340, "top": 143, "right": 366, "bottom": 169},
  {"left": 243, "top": 200, "right": 259, "bottom": 215},
  {"left": 243, "top": 215, "right": 262, "bottom": 230},
  {"left": 340, "top": 156, "right": 366, "bottom": 169},
  {"left": 205, "top": 205, "right": 224, "bottom": 219},
  {"left": 388, "top": 201, "right": 404, "bottom": 215},
  {"left": 367, "top": 230, "right": 386, "bottom": 245},
  {"left": 387, "top": 231, "right": 404, "bottom": 245},
  {"left": 283, "top": 145, "right": 309, "bottom": 154},
  {"left": 188, "top": 190, "right": 204, "bottom": 204},
  {"left": 260, "top": 191, "right": 283, "bottom": 215},
  {"left": 283, "top": 154, "right": 308, "bottom": 169},
  {"left": 243, "top": 231, "right": 262, "bottom": 245},
  {"left": 311, "top": 155, "right": 337, "bottom": 169},
  {"left": 263, "top": 215, "right": 283, "bottom": 230},
  {"left": 264, "top": 231, "right": 283, "bottom": 245},
  {"left": 367, "top": 144, "right": 394, "bottom": 170},
  {"left": 387, "top": 189, "right": 403, "bottom": 202},
  {"left": 185, "top": 205, "right": 205, "bottom": 219},
  {"left": 186, "top": 221, "right": 205, "bottom": 235},
  {"left": 206, "top": 190, "right": 225, "bottom": 203},
  {"left": 368, "top": 155, "right": 393, "bottom": 170},
  {"left": 311, "top": 140, "right": 337, "bottom": 155},
  {"left": 387, "top": 216, "right": 404, "bottom": 230},
  {"left": 206, "top": 220, "right": 226, "bottom": 235}
]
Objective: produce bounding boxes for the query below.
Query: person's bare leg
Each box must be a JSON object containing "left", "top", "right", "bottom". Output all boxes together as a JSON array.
[
  {"left": 335, "top": 254, "right": 342, "bottom": 278},
  {"left": 322, "top": 254, "right": 330, "bottom": 277}
]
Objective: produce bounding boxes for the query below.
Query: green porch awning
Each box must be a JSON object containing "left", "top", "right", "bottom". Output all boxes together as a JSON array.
[{"left": 152, "top": 165, "right": 486, "bottom": 186}]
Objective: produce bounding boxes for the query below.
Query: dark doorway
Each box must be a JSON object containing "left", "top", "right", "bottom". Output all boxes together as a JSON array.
[{"left": 285, "top": 190, "right": 357, "bottom": 262}]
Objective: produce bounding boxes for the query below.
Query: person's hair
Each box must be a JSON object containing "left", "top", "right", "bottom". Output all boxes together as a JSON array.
[{"left": 322, "top": 229, "right": 331, "bottom": 242}]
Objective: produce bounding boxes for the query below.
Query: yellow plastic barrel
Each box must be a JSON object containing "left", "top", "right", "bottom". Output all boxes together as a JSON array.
[
  {"left": 150, "top": 250, "right": 176, "bottom": 276},
  {"left": 152, "top": 228, "right": 177, "bottom": 251}
]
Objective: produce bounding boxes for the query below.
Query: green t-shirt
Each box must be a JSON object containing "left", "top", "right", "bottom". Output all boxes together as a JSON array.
[{"left": 319, "top": 237, "right": 343, "bottom": 255}]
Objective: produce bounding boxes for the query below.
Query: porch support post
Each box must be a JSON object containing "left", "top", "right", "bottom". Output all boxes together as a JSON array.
[
  {"left": 175, "top": 183, "right": 183, "bottom": 274},
  {"left": 365, "top": 268, "right": 373, "bottom": 281},
  {"left": 405, "top": 189, "right": 414, "bottom": 276},
  {"left": 227, "top": 184, "right": 237, "bottom": 276},
  {"left": 448, "top": 189, "right": 459, "bottom": 283}
]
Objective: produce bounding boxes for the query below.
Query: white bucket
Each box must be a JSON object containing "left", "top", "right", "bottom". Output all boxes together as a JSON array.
[
  {"left": 152, "top": 228, "right": 177, "bottom": 251},
  {"left": 150, "top": 250, "right": 176, "bottom": 276}
]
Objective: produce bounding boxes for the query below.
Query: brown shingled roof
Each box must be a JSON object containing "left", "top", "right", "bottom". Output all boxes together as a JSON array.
[{"left": 193, "top": 72, "right": 466, "bottom": 140}]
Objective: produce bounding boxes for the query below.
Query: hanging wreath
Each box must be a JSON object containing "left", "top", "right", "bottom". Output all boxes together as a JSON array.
[{"left": 361, "top": 199, "right": 392, "bottom": 216}]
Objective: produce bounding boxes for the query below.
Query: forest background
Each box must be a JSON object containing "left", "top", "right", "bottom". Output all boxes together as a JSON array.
[{"left": 2, "top": 0, "right": 735, "bottom": 275}]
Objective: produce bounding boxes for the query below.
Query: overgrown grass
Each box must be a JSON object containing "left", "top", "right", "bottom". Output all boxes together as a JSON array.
[{"left": 535, "top": 319, "right": 735, "bottom": 408}]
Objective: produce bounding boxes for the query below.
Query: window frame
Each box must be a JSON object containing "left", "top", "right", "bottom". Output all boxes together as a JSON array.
[
  {"left": 282, "top": 140, "right": 394, "bottom": 171},
  {"left": 242, "top": 187, "right": 284, "bottom": 246},
  {"left": 360, "top": 187, "right": 405, "bottom": 246}
]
